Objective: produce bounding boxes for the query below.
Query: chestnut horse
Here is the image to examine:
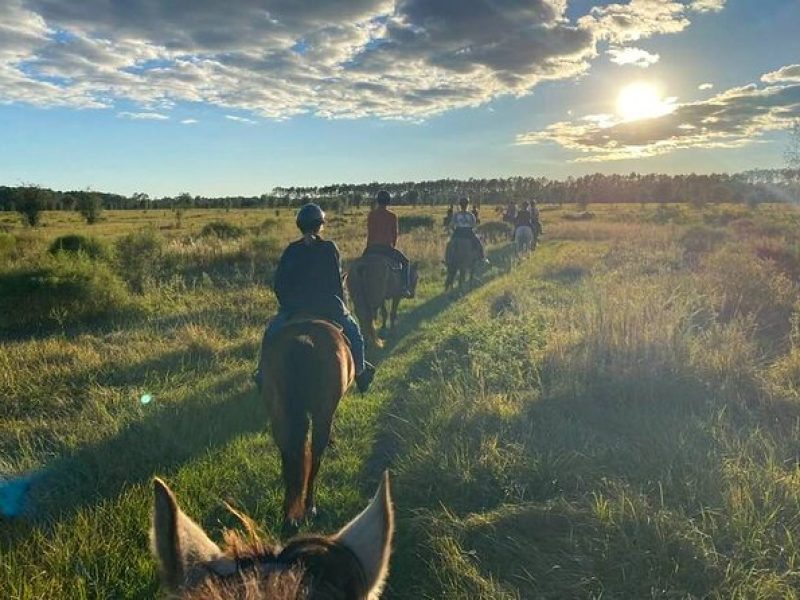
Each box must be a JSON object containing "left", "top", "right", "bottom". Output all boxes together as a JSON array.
[
  {"left": 261, "top": 319, "right": 355, "bottom": 528},
  {"left": 151, "top": 472, "right": 394, "bottom": 599},
  {"left": 347, "top": 255, "right": 418, "bottom": 348}
]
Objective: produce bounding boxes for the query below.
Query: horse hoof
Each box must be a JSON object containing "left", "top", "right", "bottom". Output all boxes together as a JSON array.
[
  {"left": 307, "top": 505, "right": 318, "bottom": 520},
  {"left": 282, "top": 518, "right": 301, "bottom": 536}
]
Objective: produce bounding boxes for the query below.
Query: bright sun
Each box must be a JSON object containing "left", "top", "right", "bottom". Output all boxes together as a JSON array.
[{"left": 616, "top": 82, "right": 674, "bottom": 121}]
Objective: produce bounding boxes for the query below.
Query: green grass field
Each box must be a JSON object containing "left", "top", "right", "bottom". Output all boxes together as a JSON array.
[{"left": 2, "top": 203, "right": 800, "bottom": 598}]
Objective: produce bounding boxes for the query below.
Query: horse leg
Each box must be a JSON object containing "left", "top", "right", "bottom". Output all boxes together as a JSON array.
[
  {"left": 445, "top": 267, "right": 455, "bottom": 292},
  {"left": 305, "top": 407, "right": 335, "bottom": 519},
  {"left": 379, "top": 301, "right": 388, "bottom": 332},
  {"left": 389, "top": 297, "right": 400, "bottom": 331}
]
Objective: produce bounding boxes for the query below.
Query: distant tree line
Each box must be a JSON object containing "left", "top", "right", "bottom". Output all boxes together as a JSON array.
[{"left": 2, "top": 170, "right": 799, "bottom": 223}]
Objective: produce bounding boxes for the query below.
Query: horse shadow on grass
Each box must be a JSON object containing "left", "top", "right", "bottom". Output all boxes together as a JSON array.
[{"left": 0, "top": 369, "right": 268, "bottom": 550}]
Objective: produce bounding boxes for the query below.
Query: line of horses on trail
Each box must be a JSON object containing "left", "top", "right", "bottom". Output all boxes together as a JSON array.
[{"left": 147, "top": 220, "right": 539, "bottom": 598}]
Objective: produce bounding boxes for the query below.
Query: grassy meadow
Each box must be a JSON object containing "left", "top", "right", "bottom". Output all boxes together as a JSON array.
[{"left": 2, "top": 202, "right": 800, "bottom": 598}]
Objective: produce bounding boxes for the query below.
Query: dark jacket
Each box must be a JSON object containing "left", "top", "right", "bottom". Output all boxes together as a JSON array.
[
  {"left": 515, "top": 209, "right": 533, "bottom": 228},
  {"left": 273, "top": 237, "right": 347, "bottom": 318}
]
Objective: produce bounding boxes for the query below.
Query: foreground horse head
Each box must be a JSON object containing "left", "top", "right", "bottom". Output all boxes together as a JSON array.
[
  {"left": 347, "top": 257, "right": 418, "bottom": 348},
  {"left": 151, "top": 472, "right": 394, "bottom": 599},
  {"left": 262, "top": 320, "right": 355, "bottom": 527}
]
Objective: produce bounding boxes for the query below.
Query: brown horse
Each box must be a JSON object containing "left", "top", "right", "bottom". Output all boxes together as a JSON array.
[
  {"left": 150, "top": 472, "right": 394, "bottom": 599},
  {"left": 445, "top": 237, "right": 480, "bottom": 291},
  {"left": 261, "top": 319, "right": 355, "bottom": 528},
  {"left": 347, "top": 255, "right": 418, "bottom": 348}
]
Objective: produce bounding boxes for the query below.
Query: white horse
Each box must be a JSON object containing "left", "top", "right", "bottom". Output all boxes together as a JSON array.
[{"left": 514, "top": 225, "right": 535, "bottom": 256}]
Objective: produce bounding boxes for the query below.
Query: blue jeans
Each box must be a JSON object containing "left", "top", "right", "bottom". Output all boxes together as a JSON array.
[{"left": 259, "top": 310, "right": 366, "bottom": 377}]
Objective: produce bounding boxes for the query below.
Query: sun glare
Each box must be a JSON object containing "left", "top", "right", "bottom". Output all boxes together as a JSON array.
[{"left": 616, "top": 82, "right": 674, "bottom": 122}]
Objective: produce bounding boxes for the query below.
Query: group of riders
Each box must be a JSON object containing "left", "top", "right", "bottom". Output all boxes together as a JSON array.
[{"left": 254, "top": 192, "right": 542, "bottom": 396}]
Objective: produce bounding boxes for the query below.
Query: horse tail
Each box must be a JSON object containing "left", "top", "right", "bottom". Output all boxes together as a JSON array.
[
  {"left": 350, "top": 261, "right": 382, "bottom": 347},
  {"left": 280, "top": 335, "right": 315, "bottom": 522}
]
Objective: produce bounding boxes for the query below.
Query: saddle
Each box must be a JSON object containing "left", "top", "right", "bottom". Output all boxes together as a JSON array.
[
  {"left": 283, "top": 313, "right": 344, "bottom": 332},
  {"left": 360, "top": 250, "right": 402, "bottom": 271}
]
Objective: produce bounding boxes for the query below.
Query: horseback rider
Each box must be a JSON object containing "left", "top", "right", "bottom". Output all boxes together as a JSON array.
[
  {"left": 450, "top": 197, "right": 488, "bottom": 264},
  {"left": 514, "top": 201, "right": 534, "bottom": 236},
  {"left": 503, "top": 202, "right": 517, "bottom": 224},
  {"left": 443, "top": 204, "right": 454, "bottom": 228},
  {"left": 530, "top": 199, "right": 543, "bottom": 235},
  {"left": 255, "top": 203, "right": 376, "bottom": 394},
  {"left": 363, "top": 190, "right": 413, "bottom": 298}
]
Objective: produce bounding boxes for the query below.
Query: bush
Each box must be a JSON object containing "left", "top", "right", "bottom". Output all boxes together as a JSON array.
[
  {"left": 399, "top": 214, "right": 435, "bottom": 233},
  {"left": 0, "top": 255, "right": 130, "bottom": 330},
  {"left": 75, "top": 192, "right": 103, "bottom": 224},
  {"left": 200, "top": 220, "right": 245, "bottom": 240},
  {"left": 115, "top": 228, "right": 165, "bottom": 293},
  {"left": 48, "top": 234, "right": 108, "bottom": 260},
  {"left": 679, "top": 225, "right": 728, "bottom": 255},
  {"left": 477, "top": 221, "right": 512, "bottom": 242},
  {"left": 13, "top": 186, "right": 48, "bottom": 227}
]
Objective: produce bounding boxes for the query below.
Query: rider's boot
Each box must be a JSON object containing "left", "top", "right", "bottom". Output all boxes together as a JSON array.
[{"left": 356, "top": 362, "right": 376, "bottom": 394}]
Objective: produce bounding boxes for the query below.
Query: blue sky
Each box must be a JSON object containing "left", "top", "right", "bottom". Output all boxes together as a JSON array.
[{"left": 0, "top": 0, "right": 798, "bottom": 197}]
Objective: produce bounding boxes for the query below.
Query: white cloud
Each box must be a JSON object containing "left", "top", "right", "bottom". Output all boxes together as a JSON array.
[
  {"left": 698, "top": 82, "right": 714, "bottom": 90},
  {"left": 180, "top": 118, "right": 197, "bottom": 124},
  {"left": 0, "top": 0, "right": 728, "bottom": 120},
  {"left": 690, "top": 0, "right": 726, "bottom": 12},
  {"left": 517, "top": 66, "right": 800, "bottom": 161},
  {"left": 762, "top": 64, "right": 800, "bottom": 84},
  {"left": 581, "top": 0, "right": 727, "bottom": 45},
  {"left": 225, "top": 115, "right": 257, "bottom": 125},
  {"left": 117, "top": 111, "right": 169, "bottom": 120},
  {"left": 608, "top": 47, "right": 660, "bottom": 68}
]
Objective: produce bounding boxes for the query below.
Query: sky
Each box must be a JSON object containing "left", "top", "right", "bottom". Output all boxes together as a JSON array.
[{"left": 0, "top": 0, "right": 799, "bottom": 197}]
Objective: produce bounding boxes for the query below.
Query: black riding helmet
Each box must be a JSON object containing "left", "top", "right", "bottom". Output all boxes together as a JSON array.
[
  {"left": 376, "top": 190, "right": 391, "bottom": 205},
  {"left": 296, "top": 203, "right": 325, "bottom": 233}
]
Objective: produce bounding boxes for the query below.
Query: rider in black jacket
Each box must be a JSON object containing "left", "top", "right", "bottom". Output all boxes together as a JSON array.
[{"left": 255, "top": 203, "right": 375, "bottom": 394}]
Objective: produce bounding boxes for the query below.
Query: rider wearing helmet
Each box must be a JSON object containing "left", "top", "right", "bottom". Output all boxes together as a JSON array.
[
  {"left": 514, "top": 201, "right": 533, "bottom": 235},
  {"left": 451, "top": 197, "right": 488, "bottom": 263},
  {"left": 255, "top": 203, "right": 375, "bottom": 394},
  {"left": 364, "top": 190, "right": 413, "bottom": 298}
]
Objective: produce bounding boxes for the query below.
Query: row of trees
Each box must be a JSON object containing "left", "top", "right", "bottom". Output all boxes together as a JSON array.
[{"left": 2, "top": 169, "right": 800, "bottom": 226}]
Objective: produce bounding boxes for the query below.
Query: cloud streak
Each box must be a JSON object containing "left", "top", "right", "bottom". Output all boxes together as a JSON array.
[
  {"left": 517, "top": 68, "right": 800, "bottom": 162},
  {"left": 118, "top": 111, "right": 169, "bottom": 120}
]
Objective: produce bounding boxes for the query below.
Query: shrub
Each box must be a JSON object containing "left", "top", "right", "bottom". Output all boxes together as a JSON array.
[
  {"left": 13, "top": 186, "right": 48, "bottom": 227},
  {"left": 115, "top": 228, "right": 165, "bottom": 293},
  {"left": 0, "top": 254, "right": 130, "bottom": 330},
  {"left": 48, "top": 234, "right": 108, "bottom": 260},
  {"left": 200, "top": 220, "right": 245, "bottom": 240},
  {"left": 75, "top": 192, "right": 103, "bottom": 224},
  {"left": 399, "top": 214, "right": 435, "bottom": 233},
  {"left": 477, "top": 221, "right": 512, "bottom": 242},
  {"left": 679, "top": 225, "right": 728, "bottom": 255}
]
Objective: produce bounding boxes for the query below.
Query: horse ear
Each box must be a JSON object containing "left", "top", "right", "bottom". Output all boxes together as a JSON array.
[
  {"left": 336, "top": 471, "right": 394, "bottom": 596},
  {"left": 151, "top": 478, "right": 222, "bottom": 591}
]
